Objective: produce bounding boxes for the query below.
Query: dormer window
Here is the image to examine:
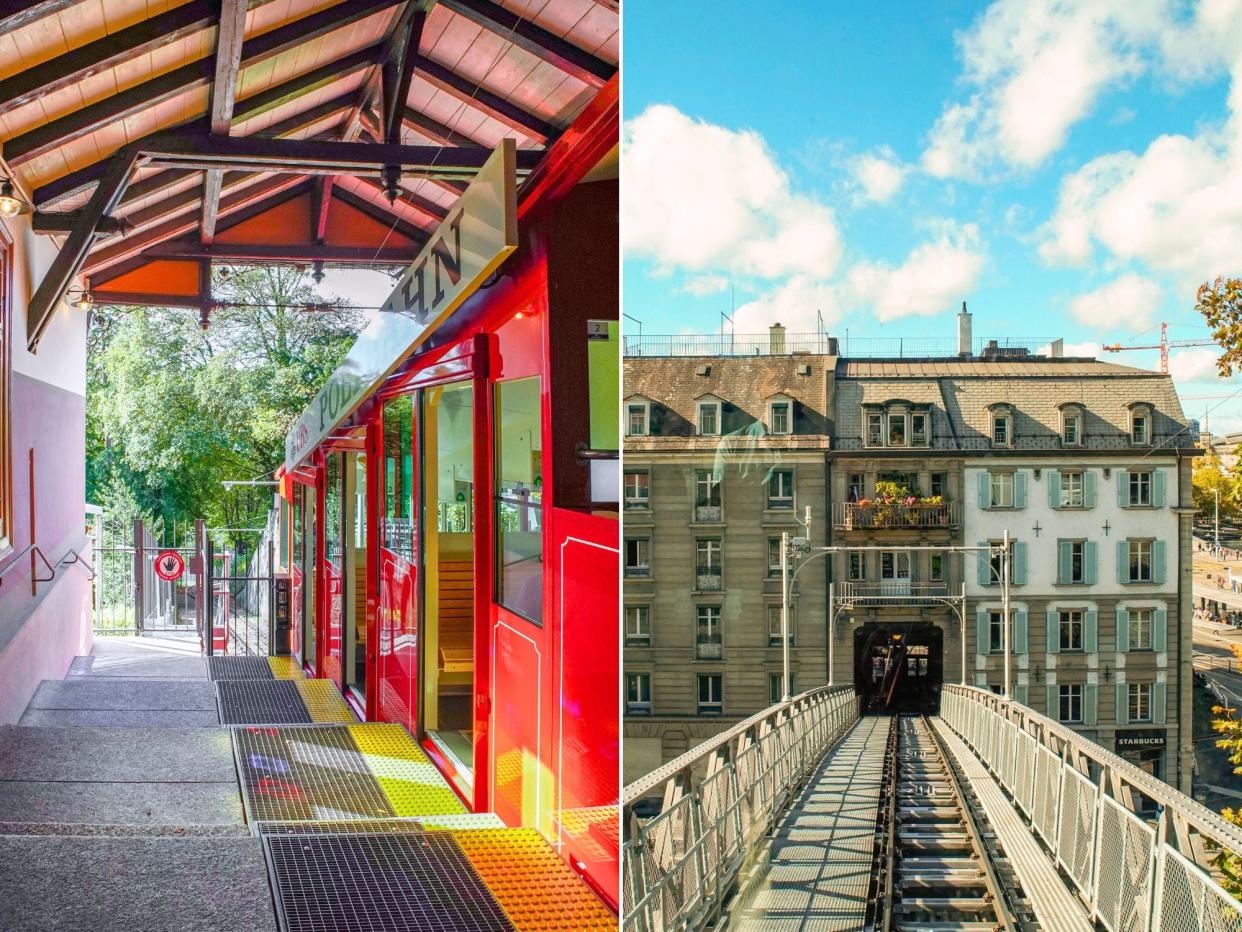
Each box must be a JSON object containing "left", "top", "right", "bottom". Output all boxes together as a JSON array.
[
  {"left": 988, "top": 404, "right": 1013, "bottom": 447},
  {"left": 769, "top": 397, "right": 791, "bottom": 435},
  {"left": 866, "top": 412, "right": 883, "bottom": 446},
  {"left": 911, "top": 410, "right": 929, "bottom": 446},
  {"left": 626, "top": 398, "right": 649, "bottom": 436},
  {"left": 888, "top": 411, "right": 907, "bottom": 445},
  {"left": 1059, "top": 403, "right": 1083, "bottom": 447},
  {"left": 697, "top": 400, "right": 719, "bottom": 436},
  {"left": 1129, "top": 404, "right": 1152, "bottom": 445}
]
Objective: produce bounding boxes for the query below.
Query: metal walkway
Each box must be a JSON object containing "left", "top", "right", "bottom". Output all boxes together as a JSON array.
[
  {"left": 623, "top": 684, "right": 1242, "bottom": 932},
  {"left": 728, "top": 715, "right": 889, "bottom": 929},
  {"left": 2, "top": 638, "right": 615, "bottom": 931}
]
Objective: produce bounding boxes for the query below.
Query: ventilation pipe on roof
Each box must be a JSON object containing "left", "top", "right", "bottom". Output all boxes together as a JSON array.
[
  {"left": 770, "top": 322, "right": 786, "bottom": 355},
  {"left": 957, "top": 302, "right": 972, "bottom": 356}
]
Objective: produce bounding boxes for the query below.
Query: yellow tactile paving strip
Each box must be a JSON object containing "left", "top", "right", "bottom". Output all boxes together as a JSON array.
[
  {"left": 451, "top": 828, "right": 616, "bottom": 930},
  {"left": 347, "top": 724, "right": 467, "bottom": 816},
  {"left": 294, "top": 680, "right": 356, "bottom": 723},
  {"left": 268, "top": 656, "right": 304, "bottom": 680}
]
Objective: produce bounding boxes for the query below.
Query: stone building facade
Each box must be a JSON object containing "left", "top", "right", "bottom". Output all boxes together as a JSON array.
[{"left": 623, "top": 330, "right": 1197, "bottom": 792}]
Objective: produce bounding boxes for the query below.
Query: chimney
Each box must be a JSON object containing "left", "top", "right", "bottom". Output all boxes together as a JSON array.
[
  {"left": 770, "top": 322, "right": 786, "bottom": 355},
  {"left": 957, "top": 301, "right": 972, "bottom": 356},
  {"left": 1050, "top": 338, "right": 1064, "bottom": 358}
]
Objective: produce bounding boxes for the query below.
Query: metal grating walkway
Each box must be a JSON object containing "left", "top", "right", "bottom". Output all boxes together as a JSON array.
[
  {"left": 931, "top": 717, "right": 1093, "bottom": 930},
  {"left": 209, "top": 656, "right": 275, "bottom": 681},
  {"left": 264, "top": 831, "right": 514, "bottom": 932},
  {"left": 218, "top": 680, "right": 314, "bottom": 725},
  {"left": 728, "top": 715, "right": 891, "bottom": 930}
]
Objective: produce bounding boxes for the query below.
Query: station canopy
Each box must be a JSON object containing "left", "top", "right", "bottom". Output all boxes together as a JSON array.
[{"left": 0, "top": 0, "right": 618, "bottom": 349}]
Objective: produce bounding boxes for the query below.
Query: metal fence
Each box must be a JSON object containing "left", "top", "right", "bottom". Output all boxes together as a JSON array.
[
  {"left": 206, "top": 511, "right": 276, "bottom": 657},
  {"left": 93, "top": 518, "right": 203, "bottom": 638},
  {"left": 622, "top": 332, "right": 1061, "bottom": 358},
  {"left": 621, "top": 686, "right": 859, "bottom": 932},
  {"left": 940, "top": 685, "right": 1242, "bottom": 931}
]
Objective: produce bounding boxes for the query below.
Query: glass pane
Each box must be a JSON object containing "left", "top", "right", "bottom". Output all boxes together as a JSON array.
[
  {"left": 495, "top": 377, "right": 543, "bottom": 623},
  {"left": 383, "top": 394, "right": 415, "bottom": 562}
]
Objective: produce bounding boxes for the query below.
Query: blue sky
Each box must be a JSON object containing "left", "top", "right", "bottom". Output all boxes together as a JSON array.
[{"left": 622, "top": 0, "right": 1242, "bottom": 431}]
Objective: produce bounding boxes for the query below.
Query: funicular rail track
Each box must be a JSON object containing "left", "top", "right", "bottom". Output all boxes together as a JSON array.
[{"left": 870, "top": 714, "right": 1028, "bottom": 931}]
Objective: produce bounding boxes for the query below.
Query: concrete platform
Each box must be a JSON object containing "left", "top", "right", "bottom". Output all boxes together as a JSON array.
[
  {"left": 0, "top": 780, "right": 245, "bottom": 827},
  {"left": 0, "top": 836, "right": 277, "bottom": 932},
  {"left": 0, "top": 726, "right": 237, "bottom": 782},
  {"left": 69, "top": 637, "right": 207, "bottom": 679},
  {"left": 21, "top": 678, "right": 219, "bottom": 725}
]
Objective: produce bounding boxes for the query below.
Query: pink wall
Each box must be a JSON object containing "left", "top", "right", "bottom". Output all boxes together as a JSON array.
[{"left": 0, "top": 370, "right": 91, "bottom": 723}]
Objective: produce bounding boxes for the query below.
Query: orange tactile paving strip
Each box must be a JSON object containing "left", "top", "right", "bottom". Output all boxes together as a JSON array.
[{"left": 451, "top": 828, "right": 616, "bottom": 930}]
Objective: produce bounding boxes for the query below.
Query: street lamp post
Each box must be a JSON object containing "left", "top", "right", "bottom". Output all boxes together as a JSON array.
[
  {"left": 780, "top": 529, "right": 791, "bottom": 702},
  {"left": 1216, "top": 488, "right": 1221, "bottom": 556},
  {"left": 1001, "top": 529, "right": 1011, "bottom": 700}
]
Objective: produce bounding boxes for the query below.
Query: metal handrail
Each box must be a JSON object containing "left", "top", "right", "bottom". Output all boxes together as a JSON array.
[
  {"left": 940, "top": 685, "right": 1242, "bottom": 928},
  {"left": 0, "top": 543, "right": 56, "bottom": 587},
  {"left": 59, "top": 548, "right": 96, "bottom": 580}
]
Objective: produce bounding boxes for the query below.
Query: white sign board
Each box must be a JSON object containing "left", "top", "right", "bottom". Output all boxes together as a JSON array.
[{"left": 285, "top": 140, "right": 518, "bottom": 470}]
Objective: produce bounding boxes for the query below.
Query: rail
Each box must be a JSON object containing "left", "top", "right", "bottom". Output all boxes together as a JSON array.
[
  {"left": 621, "top": 685, "right": 858, "bottom": 932},
  {"left": 833, "top": 500, "right": 961, "bottom": 529},
  {"left": 622, "top": 333, "right": 1061, "bottom": 358},
  {"left": 940, "top": 684, "right": 1242, "bottom": 931},
  {"left": 0, "top": 539, "right": 93, "bottom": 593},
  {"left": 837, "top": 581, "right": 954, "bottom": 605}
]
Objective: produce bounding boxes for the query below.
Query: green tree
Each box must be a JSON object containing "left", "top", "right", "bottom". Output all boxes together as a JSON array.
[
  {"left": 88, "top": 266, "right": 364, "bottom": 544},
  {"left": 1197, "top": 276, "right": 1242, "bottom": 376},
  {"left": 1193, "top": 452, "right": 1242, "bottom": 528},
  {"left": 1211, "top": 646, "right": 1242, "bottom": 895}
]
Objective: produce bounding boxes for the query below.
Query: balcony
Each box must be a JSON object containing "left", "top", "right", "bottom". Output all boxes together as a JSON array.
[
  {"left": 833, "top": 501, "right": 960, "bottom": 530},
  {"left": 838, "top": 581, "right": 953, "bottom": 606},
  {"left": 694, "top": 504, "right": 722, "bottom": 523},
  {"left": 696, "top": 639, "right": 723, "bottom": 660},
  {"left": 696, "top": 567, "right": 722, "bottom": 591}
]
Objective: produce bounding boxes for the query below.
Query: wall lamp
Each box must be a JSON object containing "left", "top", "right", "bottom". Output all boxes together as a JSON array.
[
  {"left": 0, "top": 177, "right": 31, "bottom": 217},
  {"left": 68, "top": 290, "right": 94, "bottom": 311}
]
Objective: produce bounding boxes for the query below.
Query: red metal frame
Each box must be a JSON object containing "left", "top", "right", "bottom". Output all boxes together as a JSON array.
[{"left": 273, "top": 76, "right": 619, "bottom": 907}]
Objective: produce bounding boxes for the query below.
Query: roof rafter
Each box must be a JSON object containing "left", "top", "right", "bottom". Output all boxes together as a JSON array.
[
  {"left": 415, "top": 56, "right": 556, "bottom": 141},
  {"left": 202, "top": 0, "right": 249, "bottom": 245},
  {"left": 2, "top": 0, "right": 400, "bottom": 165},
  {"left": 437, "top": 0, "right": 614, "bottom": 89},
  {"left": 381, "top": 5, "right": 427, "bottom": 144},
  {"left": 0, "top": 0, "right": 78, "bottom": 37},
  {"left": 143, "top": 241, "right": 420, "bottom": 264}
]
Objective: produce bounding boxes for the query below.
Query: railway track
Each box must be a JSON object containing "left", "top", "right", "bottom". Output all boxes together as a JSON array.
[{"left": 869, "top": 714, "right": 1030, "bottom": 931}]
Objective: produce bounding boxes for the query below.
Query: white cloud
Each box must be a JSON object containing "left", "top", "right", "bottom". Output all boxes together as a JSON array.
[
  {"left": 679, "top": 275, "right": 730, "bottom": 297},
  {"left": 1169, "top": 347, "right": 1226, "bottom": 381},
  {"left": 919, "top": 0, "right": 1242, "bottom": 180},
  {"left": 732, "top": 277, "right": 840, "bottom": 334},
  {"left": 624, "top": 104, "right": 842, "bottom": 280},
  {"left": 1066, "top": 274, "right": 1163, "bottom": 332},
  {"left": 1038, "top": 340, "right": 1101, "bottom": 357},
  {"left": 846, "top": 223, "right": 987, "bottom": 322},
  {"left": 849, "top": 146, "right": 909, "bottom": 204}
]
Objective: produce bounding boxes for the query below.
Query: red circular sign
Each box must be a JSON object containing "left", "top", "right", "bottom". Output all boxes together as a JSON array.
[{"left": 155, "top": 550, "right": 185, "bottom": 581}]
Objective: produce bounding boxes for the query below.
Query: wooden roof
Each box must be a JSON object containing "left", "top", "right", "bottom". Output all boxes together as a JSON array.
[{"left": 0, "top": 0, "right": 618, "bottom": 347}]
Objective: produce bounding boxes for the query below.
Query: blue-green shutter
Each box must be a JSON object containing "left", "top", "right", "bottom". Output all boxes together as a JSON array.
[
  {"left": 1084, "top": 541, "right": 1098, "bottom": 585},
  {"left": 1084, "top": 470, "right": 1097, "bottom": 508},
  {"left": 1048, "top": 469, "right": 1061, "bottom": 508},
  {"left": 1058, "top": 540, "right": 1071, "bottom": 585},
  {"left": 1116, "top": 682, "right": 1129, "bottom": 725},
  {"left": 977, "top": 542, "right": 990, "bottom": 586},
  {"left": 1084, "top": 683, "right": 1098, "bottom": 726},
  {"left": 1014, "top": 610, "right": 1028, "bottom": 654},
  {"left": 1014, "top": 683, "right": 1029, "bottom": 705},
  {"left": 1153, "top": 609, "right": 1168, "bottom": 651},
  {"left": 1117, "top": 609, "right": 1130, "bottom": 652},
  {"left": 976, "top": 673, "right": 989, "bottom": 688},
  {"left": 1153, "top": 540, "right": 1166, "bottom": 585},
  {"left": 1012, "top": 541, "right": 1027, "bottom": 586},
  {"left": 978, "top": 472, "right": 991, "bottom": 508},
  {"left": 1085, "top": 609, "right": 1098, "bottom": 652},
  {"left": 1117, "top": 470, "right": 1129, "bottom": 507},
  {"left": 1153, "top": 682, "right": 1167, "bottom": 724},
  {"left": 1047, "top": 684, "right": 1060, "bottom": 718},
  {"left": 1014, "top": 470, "right": 1027, "bottom": 508},
  {"left": 1047, "top": 608, "right": 1060, "bottom": 653},
  {"left": 977, "top": 609, "right": 990, "bottom": 655},
  {"left": 1153, "top": 470, "right": 1166, "bottom": 507},
  {"left": 1117, "top": 540, "right": 1130, "bottom": 585}
]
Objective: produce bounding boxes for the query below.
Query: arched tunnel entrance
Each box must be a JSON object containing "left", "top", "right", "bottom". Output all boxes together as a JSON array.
[{"left": 853, "top": 622, "right": 943, "bottom": 713}]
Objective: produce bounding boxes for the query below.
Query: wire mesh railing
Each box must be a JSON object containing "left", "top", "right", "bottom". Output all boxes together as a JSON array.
[
  {"left": 621, "top": 686, "right": 859, "bottom": 932},
  {"left": 622, "top": 332, "right": 1062, "bottom": 358},
  {"left": 939, "top": 685, "right": 1242, "bottom": 931}
]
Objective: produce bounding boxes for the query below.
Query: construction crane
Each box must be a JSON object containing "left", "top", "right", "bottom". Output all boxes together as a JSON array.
[{"left": 1102, "top": 322, "right": 1215, "bottom": 373}]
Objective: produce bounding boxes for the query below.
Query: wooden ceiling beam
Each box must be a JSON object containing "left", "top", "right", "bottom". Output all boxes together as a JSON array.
[
  {"left": 352, "top": 175, "right": 444, "bottom": 227},
  {"left": 0, "top": 0, "right": 78, "bottom": 38},
  {"left": 381, "top": 6, "right": 426, "bottom": 145},
  {"left": 437, "top": 0, "right": 613, "bottom": 89},
  {"left": 142, "top": 241, "right": 421, "bottom": 264},
  {"left": 3, "top": 0, "right": 400, "bottom": 165},
  {"left": 31, "top": 213, "right": 126, "bottom": 235},
  {"left": 202, "top": 0, "right": 248, "bottom": 245},
  {"left": 402, "top": 106, "right": 478, "bottom": 148},
  {"left": 415, "top": 56, "right": 555, "bottom": 142},
  {"left": 312, "top": 176, "right": 334, "bottom": 243}
]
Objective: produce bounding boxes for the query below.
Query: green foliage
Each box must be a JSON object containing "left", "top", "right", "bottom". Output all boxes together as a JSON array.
[
  {"left": 1197, "top": 276, "right": 1242, "bottom": 377},
  {"left": 88, "top": 266, "right": 364, "bottom": 542},
  {"left": 1211, "top": 646, "right": 1242, "bottom": 895},
  {"left": 1192, "top": 452, "right": 1242, "bottom": 526}
]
